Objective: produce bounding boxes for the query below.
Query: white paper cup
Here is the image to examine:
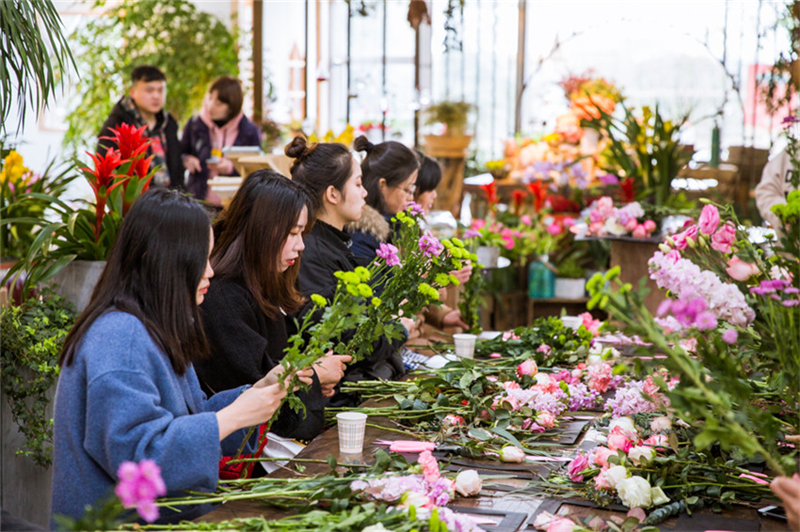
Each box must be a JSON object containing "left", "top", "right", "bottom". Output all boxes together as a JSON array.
[
  {"left": 453, "top": 333, "right": 477, "bottom": 359},
  {"left": 336, "top": 412, "right": 367, "bottom": 453}
]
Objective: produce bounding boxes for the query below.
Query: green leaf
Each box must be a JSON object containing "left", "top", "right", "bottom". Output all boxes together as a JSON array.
[
  {"left": 489, "top": 426, "right": 523, "bottom": 448},
  {"left": 468, "top": 428, "right": 492, "bottom": 441}
]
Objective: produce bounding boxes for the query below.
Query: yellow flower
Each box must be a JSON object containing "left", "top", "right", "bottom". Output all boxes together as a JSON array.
[{"left": 0, "top": 151, "right": 30, "bottom": 185}]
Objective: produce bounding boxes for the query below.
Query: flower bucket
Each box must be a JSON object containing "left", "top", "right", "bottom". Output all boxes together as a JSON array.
[
  {"left": 49, "top": 260, "right": 107, "bottom": 312},
  {"left": 554, "top": 277, "right": 586, "bottom": 299},
  {"left": 422, "top": 134, "right": 472, "bottom": 158},
  {"left": 476, "top": 246, "right": 501, "bottom": 268}
]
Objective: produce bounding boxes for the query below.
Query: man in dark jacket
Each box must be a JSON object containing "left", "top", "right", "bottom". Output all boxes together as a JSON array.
[{"left": 97, "top": 65, "right": 184, "bottom": 188}]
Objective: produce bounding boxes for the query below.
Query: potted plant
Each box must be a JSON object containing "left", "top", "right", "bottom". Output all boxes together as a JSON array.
[
  {"left": 554, "top": 256, "right": 586, "bottom": 299},
  {"left": 422, "top": 100, "right": 475, "bottom": 157},
  {"left": 0, "top": 140, "right": 76, "bottom": 264},
  {"left": 3, "top": 124, "right": 157, "bottom": 310},
  {"left": 1, "top": 289, "right": 75, "bottom": 526}
]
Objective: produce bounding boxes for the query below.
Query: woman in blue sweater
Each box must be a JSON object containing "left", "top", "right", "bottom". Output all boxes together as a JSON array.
[{"left": 50, "top": 189, "right": 312, "bottom": 525}]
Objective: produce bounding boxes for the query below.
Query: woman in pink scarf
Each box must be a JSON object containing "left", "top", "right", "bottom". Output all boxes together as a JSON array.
[{"left": 181, "top": 76, "right": 261, "bottom": 204}]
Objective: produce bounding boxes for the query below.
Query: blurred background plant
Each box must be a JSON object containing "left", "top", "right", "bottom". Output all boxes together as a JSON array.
[
  {"left": 0, "top": 138, "right": 76, "bottom": 260},
  {"left": 0, "top": 0, "right": 75, "bottom": 133},
  {"left": 63, "top": 0, "right": 238, "bottom": 150}
]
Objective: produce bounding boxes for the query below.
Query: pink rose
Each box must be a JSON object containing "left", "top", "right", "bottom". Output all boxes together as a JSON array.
[
  {"left": 671, "top": 225, "right": 698, "bottom": 250},
  {"left": 547, "top": 517, "right": 577, "bottom": 532},
  {"left": 537, "top": 344, "right": 552, "bottom": 355},
  {"left": 698, "top": 204, "right": 721, "bottom": 235},
  {"left": 547, "top": 222, "right": 562, "bottom": 236},
  {"left": 517, "top": 359, "right": 539, "bottom": 378},
  {"left": 594, "top": 470, "right": 613, "bottom": 490},
  {"left": 725, "top": 256, "right": 759, "bottom": 281},
  {"left": 593, "top": 447, "right": 615, "bottom": 468},
  {"left": 608, "top": 432, "right": 633, "bottom": 453},
  {"left": 632, "top": 224, "right": 647, "bottom": 239},
  {"left": 472, "top": 219, "right": 486, "bottom": 230},
  {"left": 625, "top": 218, "right": 638, "bottom": 232},
  {"left": 643, "top": 219, "right": 657, "bottom": 233},
  {"left": 643, "top": 434, "right": 668, "bottom": 447},
  {"left": 536, "top": 411, "right": 556, "bottom": 429},
  {"left": 443, "top": 414, "right": 466, "bottom": 427},
  {"left": 711, "top": 222, "right": 736, "bottom": 254},
  {"left": 650, "top": 416, "right": 672, "bottom": 432},
  {"left": 521, "top": 214, "right": 533, "bottom": 226},
  {"left": 568, "top": 453, "right": 590, "bottom": 482}
]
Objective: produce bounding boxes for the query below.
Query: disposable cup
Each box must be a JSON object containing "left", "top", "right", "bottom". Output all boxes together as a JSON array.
[
  {"left": 336, "top": 412, "right": 367, "bottom": 453},
  {"left": 453, "top": 333, "right": 477, "bottom": 359}
]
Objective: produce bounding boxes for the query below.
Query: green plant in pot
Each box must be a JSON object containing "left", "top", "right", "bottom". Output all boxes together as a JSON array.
[
  {"left": 423, "top": 100, "right": 475, "bottom": 137},
  {"left": 1, "top": 289, "right": 76, "bottom": 467},
  {"left": 3, "top": 124, "right": 158, "bottom": 298},
  {"left": 554, "top": 255, "right": 587, "bottom": 300},
  {"left": 0, "top": 139, "right": 77, "bottom": 261}
]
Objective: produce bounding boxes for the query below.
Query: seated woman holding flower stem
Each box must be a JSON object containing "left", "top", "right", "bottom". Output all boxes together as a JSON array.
[
  {"left": 286, "top": 136, "right": 406, "bottom": 401},
  {"left": 51, "top": 189, "right": 312, "bottom": 525},
  {"left": 194, "top": 170, "right": 350, "bottom": 443}
]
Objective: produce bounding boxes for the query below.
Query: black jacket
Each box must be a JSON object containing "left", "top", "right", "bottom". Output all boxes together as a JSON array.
[
  {"left": 298, "top": 221, "right": 405, "bottom": 397},
  {"left": 97, "top": 98, "right": 185, "bottom": 189},
  {"left": 195, "top": 277, "right": 325, "bottom": 441}
]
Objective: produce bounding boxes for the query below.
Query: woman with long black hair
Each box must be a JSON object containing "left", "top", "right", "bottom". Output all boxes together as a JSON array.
[
  {"left": 51, "top": 189, "right": 310, "bottom": 525},
  {"left": 194, "top": 170, "right": 350, "bottom": 439}
]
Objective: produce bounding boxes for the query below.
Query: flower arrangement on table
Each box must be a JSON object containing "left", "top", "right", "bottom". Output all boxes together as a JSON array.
[
  {"left": 123, "top": 450, "right": 484, "bottom": 532},
  {"left": 572, "top": 196, "right": 658, "bottom": 240},
  {"left": 584, "top": 195, "right": 799, "bottom": 478},
  {"left": 3, "top": 124, "right": 158, "bottom": 292},
  {"left": 0, "top": 141, "right": 75, "bottom": 261}
]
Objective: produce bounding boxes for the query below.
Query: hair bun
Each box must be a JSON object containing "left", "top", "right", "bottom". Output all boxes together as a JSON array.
[
  {"left": 285, "top": 136, "right": 312, "bottom": 159},
  {"left": 353, "top": 135, "right": 374, "bottom": 154}
]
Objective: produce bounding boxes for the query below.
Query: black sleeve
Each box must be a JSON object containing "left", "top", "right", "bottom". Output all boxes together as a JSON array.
[
  {"left": 165, "top": 116, "right": 185, "bottom": 188},
  {"left": 197, "top": 282, "right": 271, "bottom": 394}
]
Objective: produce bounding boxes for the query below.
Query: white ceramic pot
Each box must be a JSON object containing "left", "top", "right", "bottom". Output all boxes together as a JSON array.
[
  {"left": 49, "top": 260, "right": 107, "bottom": 312},
  {"left": 554, "top": 277, "right": 586, "bottom": 299}
]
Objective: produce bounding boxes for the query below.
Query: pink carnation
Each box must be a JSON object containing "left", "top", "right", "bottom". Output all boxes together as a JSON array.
[
  {"left": 698, "top": 204, "right": 720, "bottom": 235},
  {"left": 711, "top": 222, "right": 736, "bottom": 254},
  {"left": 418, "top": 450, "right": 440, "bottom": 483}
]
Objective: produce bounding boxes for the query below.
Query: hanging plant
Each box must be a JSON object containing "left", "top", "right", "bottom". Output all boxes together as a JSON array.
[{"left": 63, "top": 0, "right": 238, "bottom": 150}]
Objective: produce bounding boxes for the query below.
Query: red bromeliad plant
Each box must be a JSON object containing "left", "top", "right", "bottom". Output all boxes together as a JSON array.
[
  {"left": 479, "top": 181, "right": 498, "bottom": 212},
  {"left": 4, "top": 123, "right": 158, "bottom": 292},
  {"left": 527, "top": 181, "right": 548, "bottom": 214}
]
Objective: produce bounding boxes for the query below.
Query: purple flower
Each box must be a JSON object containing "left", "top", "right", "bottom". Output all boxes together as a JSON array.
[
  {"left": 782, "top": 115, "right": 799, "bottom": 126},
  {"left": 784, "top": 287, "right": 800, "bottom": 295},
  {"left": 599, "top": 173, "right": 620, "bottom": 185},
  {"left": 408, "top": 202, "right": 425, "bottom": 216},
  {"left": 721, "top": 329, "right": 738, "bottom": 344},
  {"left": 783, "top": 299, "right": 800, "bottom": 307},
  {"left": 376, "top": 243, "right": 401, "bottom": 267},
  {"left": 418, "top": 233, "right": 444, "bottom": 257},
  {"left": 114, "top": 460, "right": 167, "bottom": 523}
]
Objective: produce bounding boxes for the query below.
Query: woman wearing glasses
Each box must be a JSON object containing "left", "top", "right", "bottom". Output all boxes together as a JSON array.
[{"left": 347, "top": 136, "right": 419, "bottom": 265}]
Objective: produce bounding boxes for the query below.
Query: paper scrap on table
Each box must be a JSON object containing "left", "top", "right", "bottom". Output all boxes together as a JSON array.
[
  {"left": 261, "top": 432, "right": 305, "bottom": 474},
  {"left": 423, "top": 354, "right": 458, "bottom": 369}
]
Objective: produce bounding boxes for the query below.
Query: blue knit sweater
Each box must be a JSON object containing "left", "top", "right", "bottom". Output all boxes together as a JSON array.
[{"left": 51, "top": 311, "right": 252, "bottom": 526}]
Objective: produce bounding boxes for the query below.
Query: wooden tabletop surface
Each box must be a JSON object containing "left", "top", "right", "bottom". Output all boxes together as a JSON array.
[{"left": 199, "top": 406, "right": 789, "bottom": 531}]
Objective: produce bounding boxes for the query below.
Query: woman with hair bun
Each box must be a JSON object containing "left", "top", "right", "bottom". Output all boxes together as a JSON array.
[
  {"left": 286, "top": 136, "right": 405, "bottom": 399},
  {"left": 347, "top": 136, "right": 419, "bottom": 264}
]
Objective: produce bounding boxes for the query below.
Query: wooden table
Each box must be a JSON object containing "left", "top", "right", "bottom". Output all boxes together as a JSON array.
[{"left": 199, "top": 405, "right": 789, "bottom": 531}]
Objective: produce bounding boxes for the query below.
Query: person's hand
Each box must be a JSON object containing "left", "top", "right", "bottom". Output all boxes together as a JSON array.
[
  {"left": 770, "top": 473, "right": 800, "bottom": 531},
  {"left": 442, "top": 308, "right": 469, "bottom": 330},
  {"left": 314, "top": 351, "right": 352, "bottom": 397},
  {"left": 256, "top": 365, "right": 314, "bottom": 388},
  {"left": 183, "top": 154, "right": 202, "bottom": 174},
  {"left": 216, "top": 382, "right": 288, "bottom": 441},
  {"left": 208, "top": 157, "right": 234, "bottom": 175},
  {"left": 450, "top": 262, "right": 473, "bottom": 284},
  {"left": 400, "top": 316, "right": 418, "bottom": 335}
]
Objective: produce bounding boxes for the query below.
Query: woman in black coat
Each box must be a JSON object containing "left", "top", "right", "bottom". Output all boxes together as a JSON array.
[
  {"left": 286, "top": 137, "right": 406, "bottom": 401},
  {"left": 195, "top": 171, "right": 350, "bottom": 441}
]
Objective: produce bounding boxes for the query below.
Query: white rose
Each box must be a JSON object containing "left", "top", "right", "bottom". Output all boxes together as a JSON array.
[
  {"left": 454, "top": 470, "right": 482, "bottom": 497},
  {"left": 535, "top": 373, "right": 552, "bottom": 386},
  {"left": 586, "top": 354, "right": 603, "bottom": 366},
  {"left": 609, "top": 416, "right": 635, "bottom": 434},
  {"left": 627, "top": 445, "right": 656, "bottom": 465},
  {"left": 500, "top": 446, "right": 526, "bottom": 463},
  {"left": 605, "top": 218, "right": 627, "bottom": 236},
  {"left": 617, "top": 476, "right": 653, "bottom": 508},
  {"left": 401, "top": 490, "right": 431, "bottom": 509},
  {"left": 604, "top": 465, "right": 629, "bottom": 489},
  {"left": 650, "top": 416, "right": 672, "bottom": 432},
  {"left": 650, "top": 486, "right": 670, "bottom": 506}
]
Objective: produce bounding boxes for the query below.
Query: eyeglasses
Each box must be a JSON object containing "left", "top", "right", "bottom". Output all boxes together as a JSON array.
[{"left": 396, "top": 184, "right": 416, "bottom": 196}]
